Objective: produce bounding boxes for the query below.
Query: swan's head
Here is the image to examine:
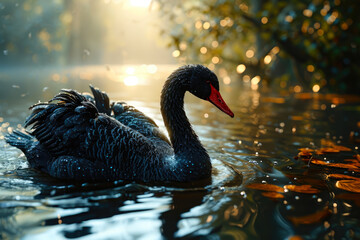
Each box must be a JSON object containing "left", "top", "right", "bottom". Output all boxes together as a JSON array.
[{"left": 186, "top": 65, "right": 234, "bottom": 118}]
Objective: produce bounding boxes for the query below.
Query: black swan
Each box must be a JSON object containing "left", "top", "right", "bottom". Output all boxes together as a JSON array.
[{"left": 5, "top": 65, "right": 234, "bottom": 182}]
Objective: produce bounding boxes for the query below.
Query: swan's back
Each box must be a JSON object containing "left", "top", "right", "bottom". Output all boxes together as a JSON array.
[
  {"left": 89, "top": 86, "right": 171, "bottom": 146},
  {"left": 24, "top": 89, "right": 172, "bottom": 181}
]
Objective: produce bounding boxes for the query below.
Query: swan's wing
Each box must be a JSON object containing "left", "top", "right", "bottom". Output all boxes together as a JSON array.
[
  {"left": 25, "top": 89, "right": 155, "bottom": 168},
  {"left": 89, "top": 85, "right": 111, "bottom": 115},
  {"left": 112, "top": 102, "right": 171, "bottom": 145},
  {"left": 88, "top": 85, "right": 170, "bottom": 145}
]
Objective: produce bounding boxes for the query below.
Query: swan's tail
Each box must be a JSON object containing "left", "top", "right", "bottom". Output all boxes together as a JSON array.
[
  {"left": 5, "top": 130, "right": 34, "bottom": 152},
  {"left": 89, "top": 85, "right": 111, "bottom": 115},
  {"left": 25, "top": 89, "right": 98, "bottom": 129}
]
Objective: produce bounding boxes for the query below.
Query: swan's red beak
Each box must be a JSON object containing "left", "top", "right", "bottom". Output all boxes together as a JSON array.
[{"left": 207, "top": 84, "right": 234, "bottom": 118}]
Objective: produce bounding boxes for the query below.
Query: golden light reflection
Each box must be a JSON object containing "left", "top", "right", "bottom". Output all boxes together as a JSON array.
[
  {"left": 211, "top": 41, "right": 219, "bottom": 48},
  {"left": 307, "top": 65, "right": 315, "bottom": 72},
  {"left": 203, "top": 22, "right": 211, "bottom": 30},
  {"left": 271, "top": 46, "right": 280, "bottom": 54},
  {"left": 172, "top": 50, "right": 180, "bottom": 58},
  {"left": 303, "top": 9, "right": 313, "bottom": 17},
  {"left": 264, "top": 55, "right": 272, "bottom": 64},
  {"left": 211, "top": 56, "right": 220, "bottom": 64},
  {"left": 179, "top": 42, "right": 187, "bottom": 50},
  {"left": 285, "top": 15, "right": 293, "bottom": 23},
  {"left": 208, "top": 63, "right": 215, "bottom": 70},
  {"left": 341, "top": 22, "right": 349, "bottom": 30},
  {"left": 294, "top": 85, "right": 302, "bottom": 93},
  {"left": 243, "top": 75, "right": 250, "bottom": 82},
  {"left": 239, "top": 3, "right": 248, "bottom": 12},
  {"left": 223, "top": 76, "right": 231, "bottom": 85},
  {"left": 261, "top": 17, "right": 268, "bottom": 24},
  {"left": 236, "top": 64, "right": 246, "bottom": 74},
  {"left": 251, "top": 83, "right": 259, "bottom": 90},
  {"left": 312, "top": 84, "right": 320, "bottom": 92},
  {"left": 320, "top": 8, "right": 328, "bottom": 16},
  {"left": 195, "top": 20, "right": 202, "bottom": 29},
  {"left": 251, "top": 76, "right": 261, "bottom": 85},
  {"left": 200, "top": 47, "right": 207, "bottom": 54},
  {"left": 245, "top": 49, "right": 254, "bottom": 58}
]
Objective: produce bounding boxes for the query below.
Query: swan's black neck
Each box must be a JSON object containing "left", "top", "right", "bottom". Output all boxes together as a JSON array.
[{"left": 160, "top": 68, "right": 211, "bottom": 180}]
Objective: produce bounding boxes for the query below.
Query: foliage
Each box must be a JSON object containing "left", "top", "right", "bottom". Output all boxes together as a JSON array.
[{"left": 155, "top": 0, "right": 360, "bottom": 94}]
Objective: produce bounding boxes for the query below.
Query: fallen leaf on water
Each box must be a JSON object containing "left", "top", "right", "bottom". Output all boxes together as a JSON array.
[
  {"left": 298, "top": 148, "right": 314, "bottom": 152},
  {"left": 332, "top": 145, "right": 352, "bottom": 151},
  {"left": 344, "top": 159, "right": 360, "bottom": 163},
  {"left": 287, "top": 207, "right": 330, "bottom": 225},
  {"left": 327, "top": 174, "right": 360, "bottom": 181},
  {"left": 246, "top": 183, "right": 284, "bottom": 192},
  {"left": 284, "top": 184, "right": 320, "bottom": 194},
  {"left": 298, "top": 151, "right": 312, "bottom": 157},
  {"left": 344, "top": 159, "right": 360, "bottom": 167},
  {"left": 311, "top": 160, "right": 360, "bottom": 170},
  {"left": 317, "top": 148, "right": 340, "bottom": 154},
  {"left": 335, "top": 180, "right": 360, "bottom": 193},
  {"left": 261, "top": 191, "right": 284, "bottom": 199}
]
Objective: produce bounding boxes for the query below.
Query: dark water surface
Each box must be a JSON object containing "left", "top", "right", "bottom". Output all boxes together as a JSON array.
[{"left": 0, "top": 65, "right": 360, "bottom": 239}]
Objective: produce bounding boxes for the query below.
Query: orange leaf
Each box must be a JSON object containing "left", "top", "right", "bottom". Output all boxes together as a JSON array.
[
  {"left": 298, "top": 151, "right": 312, "bottom": 157},
  {"left": 284, "top": 184, "right": 320, "bottom": 194},
  {"left": 335, "top": 180, "right": 360, "bottom": 193},
  {"left": 327, "top": 174, "right": 360, "bottom": 181},
  {"left": 298, "top": 148, "right": 314, "bottom": 152},
  {"left": 344, "top": 159, "right": 360, "bottom": 163},
  {"left": 287, "top": 207, "right": 330, "bottom": 225},
  {"left": 332, "top": 145, "right": 352, "bottom": 151},
  {"left": 261, "top": 191, "right": 285, "bottom": 199},
  {"left": 311, "top": 160, "right": 360, "bottom": 170},
  {"left": 318, "top": 148, "right": 340, "bottom": 153},
  {"left": 246, "top": 183, "right": 284, "bottom": 192}
]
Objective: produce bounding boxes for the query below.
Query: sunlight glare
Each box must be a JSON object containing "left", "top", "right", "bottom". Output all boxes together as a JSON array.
[
  {"left": 126, "top": 66, "right": 135, "bottom": 75},
  {"left": 124, "top": 75, "right": 139, "bottom": 86},
  {"left": 146, "top": 64, "right": 158, "bottom": 74},
  {"left": 128, "top": 0, "right": 152, "bottom": 8}
]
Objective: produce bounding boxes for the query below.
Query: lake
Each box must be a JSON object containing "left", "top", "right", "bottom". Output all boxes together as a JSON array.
[{"left": 0, "top": 65, "right": 359, "bottom": 239}]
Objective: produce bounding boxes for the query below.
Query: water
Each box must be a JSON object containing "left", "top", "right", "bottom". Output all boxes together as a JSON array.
[{"left": 0, "top": 65, "right": 360, "bottom": 239}]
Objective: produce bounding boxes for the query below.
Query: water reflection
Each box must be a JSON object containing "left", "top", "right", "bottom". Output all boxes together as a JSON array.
[{"left": 0, "top": 65, "right": 359, "bottom": 239}]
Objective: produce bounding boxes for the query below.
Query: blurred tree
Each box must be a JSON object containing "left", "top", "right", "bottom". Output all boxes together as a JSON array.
[
  {"left": 155, "top": 0, "right": 360, "bottom": 94},
  {"left": 0, "top": 0, "right": 67, "bottom": 65},
  {"left": 0, "top": 0, "right": 108, "bottom": 66}
]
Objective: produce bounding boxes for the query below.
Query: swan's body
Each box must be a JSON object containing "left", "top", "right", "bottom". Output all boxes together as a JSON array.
[{"left": 6, "top": 65, "right": 233, "bottom": 182}]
